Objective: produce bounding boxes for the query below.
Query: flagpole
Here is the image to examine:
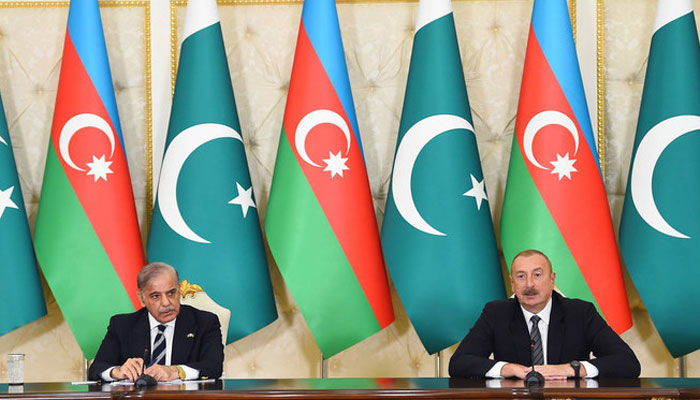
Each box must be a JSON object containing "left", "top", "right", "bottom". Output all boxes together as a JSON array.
[
  {"left": 435, "top": 351, "right": 441, "bottom": 377},
  {"left": 321, "top": 357, "right": 327, "bottom": 378},
  {"left": 679, "top": 355, "right": 687, "bottom": 378},
  {"left": 84, "top": 358, "right": 88, "bottom": 381}
]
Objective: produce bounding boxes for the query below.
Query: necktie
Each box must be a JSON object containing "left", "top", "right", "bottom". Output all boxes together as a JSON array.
[
  {"left": 151, "top": 325, "right": 167, "bottom": 366},
  {"left": 529, "top": 315, "right": 544, "bottom": 365}
]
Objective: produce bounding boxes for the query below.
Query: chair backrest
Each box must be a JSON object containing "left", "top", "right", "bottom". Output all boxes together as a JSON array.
[{"left": 179, "top": 280, "right": 230, "bottom": 345}]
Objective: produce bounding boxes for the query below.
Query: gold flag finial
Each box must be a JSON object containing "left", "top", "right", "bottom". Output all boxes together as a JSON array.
[{"left": 180, "top": 280, "right": 203, "bottom": 299}]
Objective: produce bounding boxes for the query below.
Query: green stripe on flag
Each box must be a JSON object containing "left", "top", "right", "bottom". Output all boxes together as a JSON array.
[
  {"left": 265, "top": 129, "right": 380, "bottom": 357},
  {"left": 35, "top": 143, "right": 134, "bottom": 359},
  {"left": 501, "top": 139, "right": 596, "bottom": 307}
]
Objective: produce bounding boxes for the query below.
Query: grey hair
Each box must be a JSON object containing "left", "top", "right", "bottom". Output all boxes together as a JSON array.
[{"left": 137, "top": 262, "right": 179, "bottom": 292}]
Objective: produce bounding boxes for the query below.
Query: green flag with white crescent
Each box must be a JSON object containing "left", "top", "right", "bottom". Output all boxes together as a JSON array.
[
  {"left": 0, "top": 91, "right": 46, "bottom": 336},
  {"left": 381, "top": 0, "right": 505, "bottom": 354},
  {"left": 620, "top": 0, "right": 700, "bottom": 357},
  {"left": 147, "top": 0, "right": 277, "bottom": 343}
]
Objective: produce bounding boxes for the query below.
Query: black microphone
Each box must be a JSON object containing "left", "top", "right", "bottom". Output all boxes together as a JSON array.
[
  {"left": 524, "top": 340, "right": 544, "bottom": 387},
  {"left": 134, "top": 348, "right": 157, "bottom": 388}
]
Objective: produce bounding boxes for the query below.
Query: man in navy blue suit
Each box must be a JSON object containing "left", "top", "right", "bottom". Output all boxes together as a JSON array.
[
  {"left": 449, "top": 249, "right": 640, "bottom": 380},
  {"left": 88, "top": 262, "right": 223, "bottom": 382}
]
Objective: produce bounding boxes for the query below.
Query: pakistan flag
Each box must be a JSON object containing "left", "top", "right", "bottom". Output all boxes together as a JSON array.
[
  {"left": 381, "top": 0, "right": 505, "bottom": 354},
  {"left": 148, "top": 0, "right": 277, "bottom": 343},
  {"left": 0, "top": 91, "right": 46, "bottom": 336},
  {"left": 620, "top": 0, "right": 700, "bottom": 357}
]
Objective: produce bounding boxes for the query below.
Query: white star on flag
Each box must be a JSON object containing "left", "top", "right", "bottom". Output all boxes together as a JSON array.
[
  {"left": 86, "top": 154, "right": 113, "bottom": 182},
  {"left": 228, "top": 182, "right": 256, "bottom": 218},
  {"left": 550, "top": 153, "right": 577, "bottom": 180},
  {"left": 0, "top": 186, "right": 19, "bottom": 220},
  {"left": 463, "top": 174, "right": 488, "bottom": 210},
  {"left": 322, "top": 151, "right": 350, "bottom": 178}
]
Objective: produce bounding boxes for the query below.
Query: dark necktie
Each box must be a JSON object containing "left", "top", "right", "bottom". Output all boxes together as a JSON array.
[
  {"left": 151, "top": 324, "right": 167, "bottom": 366},
  {"left": 529, "top": 315, "right": 544, "bottom": 365}
]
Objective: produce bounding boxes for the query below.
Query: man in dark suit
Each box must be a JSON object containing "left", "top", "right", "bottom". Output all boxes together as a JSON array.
[
  {"left": 449, "top": 249, "right": 640, "bottom": 380},
  {"left": 88, "top": 262, "right": 224, "bottom": 382}
]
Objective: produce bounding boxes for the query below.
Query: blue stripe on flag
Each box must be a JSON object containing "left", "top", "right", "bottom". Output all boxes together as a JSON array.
[
  {"left": 301, "top": 0, "right": 364, "bottom": 155},
  {"left": 67, "top": 0, "right": 126, "bottom": 152},
  {"left": 531, "top": 0, "right": 600, "bottom": 168}
]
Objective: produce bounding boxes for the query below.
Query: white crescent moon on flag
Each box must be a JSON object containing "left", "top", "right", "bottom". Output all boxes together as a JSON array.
[
  {"left": 294, "top": 109, "right": 351, "bottom": 167},
  {"left": 58, "top": 113, "right": 116, "bottom": 171},
  {"left": 157, "top": 123, "right": 243, "bottom": 244},
  {"left": 392, "top": 114, "right": 473, "bottom": 236},
  {"left": 630, "top": 115, "right": 700, "bottom": 239},
  {"left": 523, "top": 110, "right": 579, "bottom": 169},
  {"left": 0, "top": 136, "right": 6, "bottom": 145}
]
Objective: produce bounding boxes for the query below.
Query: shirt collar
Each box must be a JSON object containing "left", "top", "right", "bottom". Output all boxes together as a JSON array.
[
  {"left": 147, "top": 311, "right": 177, "bottom": 330},
  {"left": 520, "top": 295, "right": 553, "bottom": 326}
]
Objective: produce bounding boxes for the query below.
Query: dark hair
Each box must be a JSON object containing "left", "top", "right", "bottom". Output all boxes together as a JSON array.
[
  {"left": 137, "top": 262, "right": 179, "bottom": 292},
  {"left": 511, "top": 249, "right": 552, "bottom": 272}
]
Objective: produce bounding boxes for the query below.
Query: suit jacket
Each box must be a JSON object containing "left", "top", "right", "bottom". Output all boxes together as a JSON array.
[
  {"left": 448, "top": 291, "right": 640, "bottom": 378},
  {"left": 88, "top": 305, "right": 223, "bottom": 381}
]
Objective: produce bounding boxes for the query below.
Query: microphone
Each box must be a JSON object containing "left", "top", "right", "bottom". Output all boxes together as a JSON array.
[
  {"left": 134, "top": 349, "right": 157, "bottom": 388},
  {"left": 524, "top": 340, "right": 544, "bottom": 387}
]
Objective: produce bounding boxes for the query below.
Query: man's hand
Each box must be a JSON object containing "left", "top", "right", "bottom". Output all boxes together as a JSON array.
[
  {"left": 144, "top": 364, "right": 179, "bottom": 382},
  {"left": 534, "top": 363, "right": 586, "bottom": 380},
  {"left": 500, "top": 363, "right": 531, "bottom": 379},
  {"left": 110, "top": 358, "right": 143, "bottom": 382}
]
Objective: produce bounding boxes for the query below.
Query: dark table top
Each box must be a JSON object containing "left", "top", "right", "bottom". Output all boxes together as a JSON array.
[{"left": 1, "top": 377, "right": 699, "bottom": 399}]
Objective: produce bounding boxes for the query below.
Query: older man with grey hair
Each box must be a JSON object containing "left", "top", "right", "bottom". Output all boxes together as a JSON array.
[{"left": 88, "top": 262, "right": 223, "bottom": 382}]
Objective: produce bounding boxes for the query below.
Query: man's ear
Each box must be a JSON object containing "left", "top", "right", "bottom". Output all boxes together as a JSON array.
[{"left": 137, "top": 292, "right": 146, "bottom": 308}]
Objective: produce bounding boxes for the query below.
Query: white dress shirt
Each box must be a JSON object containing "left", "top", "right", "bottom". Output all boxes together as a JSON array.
[{"left": 485, "top": 297, "right": 598, "bottom": 378}]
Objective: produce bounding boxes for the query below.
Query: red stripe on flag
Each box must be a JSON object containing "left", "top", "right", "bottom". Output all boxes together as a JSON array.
[
  {"left": 50, "top": 34, "right": 145, "bottom": 309},
  {"left": 283, "top": 24, "right": 393, "bottom": 327},
  {"left": 516, "top": 27, "right": 631, "bottom": 332}
]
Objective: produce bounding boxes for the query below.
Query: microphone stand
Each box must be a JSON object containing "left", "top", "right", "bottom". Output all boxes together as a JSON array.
[
  {"left": 524, "top": 341, "right": 544, "bottom": 387},
  {"left": 134, "top": 349, "right": 157, "bottom": 388}
]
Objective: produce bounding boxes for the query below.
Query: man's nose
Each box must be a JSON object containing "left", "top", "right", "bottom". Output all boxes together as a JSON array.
[{"left": 159, "top": 295, "right": 172, "bottom": 307}]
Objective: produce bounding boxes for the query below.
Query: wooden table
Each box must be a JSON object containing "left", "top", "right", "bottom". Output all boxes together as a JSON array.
[{"left": 1, "top": 377, "right": 699, "bottom": 399}]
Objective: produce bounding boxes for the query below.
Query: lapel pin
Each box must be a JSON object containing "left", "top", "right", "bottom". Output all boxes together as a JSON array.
[{"left": 187, "top": 333, "right": 195, "bottom": 338}]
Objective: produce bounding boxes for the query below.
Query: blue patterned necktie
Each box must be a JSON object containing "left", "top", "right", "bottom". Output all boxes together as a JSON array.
[
  {"left": 151, "top": 324, "right": 167, "bottom": 366},
  {"left": 529, "top": 315, "right": 544, "bottom": 365}
]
